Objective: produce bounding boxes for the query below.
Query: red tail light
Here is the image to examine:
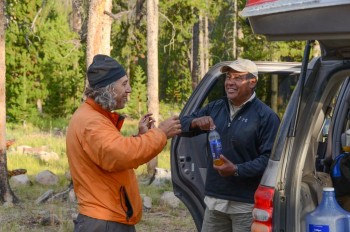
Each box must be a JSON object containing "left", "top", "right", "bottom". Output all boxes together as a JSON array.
[
  {"left": 251, "top": 185, "right": 275, "bottom": 232},
  {"left": 246, "top": 0, "right": 277, "bottom": 7}
]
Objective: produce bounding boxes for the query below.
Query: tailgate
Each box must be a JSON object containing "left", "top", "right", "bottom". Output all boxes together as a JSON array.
[{"left": 241, "top": 0, "right": 350, "bottom": 41}]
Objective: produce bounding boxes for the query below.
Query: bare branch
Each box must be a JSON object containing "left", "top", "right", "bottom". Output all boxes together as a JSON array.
[
  {"left": 104, "top": 10, "right": 130, "bottom": 21},
  {"left": 159, "top": 12, "right": 176, "bottom": 52},
  {"left": 31, "top": 0, "right": 47, "bottom": 32},
  {"left": 31, "top": 8, "right": 42, "bottom": 32}
]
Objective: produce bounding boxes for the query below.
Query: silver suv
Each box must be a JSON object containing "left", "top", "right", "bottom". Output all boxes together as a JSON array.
[{"left": 171, "top": 1, "right": 350, "bottom": 231}]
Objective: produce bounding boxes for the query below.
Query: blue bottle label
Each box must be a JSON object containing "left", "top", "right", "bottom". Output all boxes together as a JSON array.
[
  {"left": 209, "top": 140, "right": 222, "bottom": 160},
  {"left": 309, "top": 224, "right": 329, "bottom": 232}
]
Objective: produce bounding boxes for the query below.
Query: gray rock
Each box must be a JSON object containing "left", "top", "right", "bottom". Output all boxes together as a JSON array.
[
  {"left": 35, "top": 170, "right": 59, "bottom": 185},
  {"left": 37, "top": 151, "right": 59, "bottom": 162},
  {"left": 2, "top": 201, "right": 14, "bottom": 208},
  {"left": 10, "top": 174, "right": 32, "bottom": 186},
  {"left": 16, "top": 145, "right": 32, "bottom": 154},
  {"left": 142, "top": 195, "right": 152, "bottom": 210},
  {"left": 160, "top": 191, "right": 180, "bottom": 208}
]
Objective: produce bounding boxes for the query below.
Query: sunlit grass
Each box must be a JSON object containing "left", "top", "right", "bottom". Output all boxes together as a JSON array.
[
  {"left": 7, "top": 154, "right": 69, "bottom": 177},
  {"left": 6, "top": 120, "right": 171, "bottom": 186},
  {"left": 3, "top": 120, "right": 196, "bottom": 232}
]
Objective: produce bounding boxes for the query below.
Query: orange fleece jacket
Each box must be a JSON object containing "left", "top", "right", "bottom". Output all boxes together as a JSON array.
[{"left": 66, "top": 98, "right": 167, "bottom": 224}]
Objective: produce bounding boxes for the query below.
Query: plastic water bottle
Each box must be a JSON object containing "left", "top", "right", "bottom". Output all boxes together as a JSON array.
[
  {"left": 208, "top": 129, "right": 223, "bottom": 166},
  {"left": 342, "top": 129, "right": 350, "bottom": 152},
  {"left": 305, "top": 187, "right": 350, "bottom": 232}
]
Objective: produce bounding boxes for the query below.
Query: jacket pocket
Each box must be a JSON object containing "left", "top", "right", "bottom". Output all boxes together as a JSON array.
[{"left": 119, "top": 186, "right": 134, "bottom": 221}]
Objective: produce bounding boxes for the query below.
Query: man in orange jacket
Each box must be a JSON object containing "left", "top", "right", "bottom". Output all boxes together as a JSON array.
[{"left": 66, "top": 54, "right": 181, "bottom": 232}]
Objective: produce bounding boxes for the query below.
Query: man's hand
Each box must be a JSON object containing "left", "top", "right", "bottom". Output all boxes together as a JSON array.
[
  {"left": 158, "top": 115, "right": 182, "bottom": 139},
  {"left": 191, "top": 116, "right": 215, "bottom": 131},
  {"left": 213, "top": 155, "right": 238, "bottom": 177},
  {"left": 138, "top": 113, "right": 155, "bottom": 135}
]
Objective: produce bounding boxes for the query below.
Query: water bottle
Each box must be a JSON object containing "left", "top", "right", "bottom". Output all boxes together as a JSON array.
[
  {"left": 305, "top": 187, "right": 350, "bottom": 232},
  {"left": 208, "top": 129, "right": 223, "bottom": 166},
  {"left": 342, "top": 129, "right": 350, "bottom": 152}
]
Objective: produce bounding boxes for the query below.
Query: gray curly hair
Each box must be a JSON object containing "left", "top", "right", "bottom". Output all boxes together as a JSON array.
[{"left": 84, "top": 82, "right": 118, "bottom": 111}]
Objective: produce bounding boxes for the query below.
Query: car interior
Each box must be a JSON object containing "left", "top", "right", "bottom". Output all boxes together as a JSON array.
[{"left": 299, "top": 72, "right": 350, "bottom": 229}]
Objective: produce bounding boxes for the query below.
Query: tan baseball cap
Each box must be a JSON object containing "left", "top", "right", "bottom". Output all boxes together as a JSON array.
[{"left": 221, "top": 59, "right": 258, "bottom": 80}]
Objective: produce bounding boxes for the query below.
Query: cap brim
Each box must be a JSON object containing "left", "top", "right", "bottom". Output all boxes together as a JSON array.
[{"left": 220, "top": 65, "right": 247, "bottom": 73}]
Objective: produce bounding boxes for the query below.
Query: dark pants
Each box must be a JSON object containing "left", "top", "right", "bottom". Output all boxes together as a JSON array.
[{"left": 74, "top": 214, "right": 136, "bottom": 232}]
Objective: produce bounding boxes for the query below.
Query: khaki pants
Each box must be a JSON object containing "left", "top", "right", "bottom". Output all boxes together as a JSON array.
[
  {"left": 74, "top": 214, "right": 136, "bottom": 232},
  {"left": 201, "top": 208, "right": 252, "bottom": 232}
]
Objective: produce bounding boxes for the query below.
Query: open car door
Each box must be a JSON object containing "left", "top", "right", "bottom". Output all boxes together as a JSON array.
[{"left": 170, "top": 61, "right": 301, "bottom": 231}]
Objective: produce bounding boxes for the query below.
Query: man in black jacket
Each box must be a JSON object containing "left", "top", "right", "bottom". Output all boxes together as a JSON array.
[{"left": 181, "top": 59, "right": 280, "bottom": 232}]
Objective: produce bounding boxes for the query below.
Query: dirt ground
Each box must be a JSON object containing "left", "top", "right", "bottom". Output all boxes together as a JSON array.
[{"left": 0, "top": 185, "right": 197, "bottom": 232}]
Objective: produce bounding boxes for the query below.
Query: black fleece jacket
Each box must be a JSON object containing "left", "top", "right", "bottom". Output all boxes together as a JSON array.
[{"left": 180, "top": 96, "right": 280, "bottom": 203}]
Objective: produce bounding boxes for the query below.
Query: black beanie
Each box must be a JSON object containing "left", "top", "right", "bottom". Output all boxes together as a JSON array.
[{"left": 87, "top": 54, "right": 126, "bottom": 88}]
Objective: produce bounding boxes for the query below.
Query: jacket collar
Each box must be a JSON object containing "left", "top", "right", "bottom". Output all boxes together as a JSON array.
[
  {"left": 224, "top": 94, "right": 256, "bottom": 114},
  {"left": 86, "top": 97, "right": 124, "bottom": 130}
]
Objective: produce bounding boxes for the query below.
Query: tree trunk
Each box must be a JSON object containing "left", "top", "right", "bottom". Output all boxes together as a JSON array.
[
  {"left": 191, "top": 11, "right": 200, "bottom": 90},
  {"left": 237, "top": 22, "right": 244, "bottom": 58},
  {"left": 146, "top": 0, "right": 159, "bottom": 174},
  {"left": 204, "top": 15, "right": 209, "bottom": 74},
  {"left": 199, "top": 14, "right": 205, "bottom": 78},
  {"left": 72, "top": 0, "right": 83, "bottom": 33},
  {"left": 271, "top": 74, "right": 278, "bottom": 113},
  {"left": 0, "top": 0, "right": 18, "bottom": 205},
  {"left": 86, "top": 0, "right": 112, "bottom": 67},
  {"left": 232, "top": 0, "right": 237, "bottom": 59},
  {"left": 199, "top": 13, "right": 210, "bottom": 78}
]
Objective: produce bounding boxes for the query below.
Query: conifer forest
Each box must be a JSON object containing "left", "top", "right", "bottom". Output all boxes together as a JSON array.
[{"left": 2, "top": 0, "right": 306, "bottom": 124}]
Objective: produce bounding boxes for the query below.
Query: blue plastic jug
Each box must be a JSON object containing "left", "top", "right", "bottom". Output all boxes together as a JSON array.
[{"left": 306, "top": 187, "right": 350, "bottom": 232}]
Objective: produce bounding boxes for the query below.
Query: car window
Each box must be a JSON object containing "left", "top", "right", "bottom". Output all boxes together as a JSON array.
[
  {"left": 321, "top": 94, "right": 338, "bottom": 139},
  {"left": 205, "top": 73, "right": 226, "bottom": 104},
  {"left": 201, "top": 72, "right": 299, "bottom": 118},
  {"left": 316, "top": 90, "right": 339, "bottom": 171}
]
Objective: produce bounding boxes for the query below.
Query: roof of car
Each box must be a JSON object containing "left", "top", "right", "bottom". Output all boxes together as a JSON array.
[
  {"left": 240, "top": 0, "right": 350, "bottom": 58},
  {"left": 241, "top": 0, "right": 350, "bottom": 17},
  {"left": 254, "top": 61, "right": 301, "bottom": 73}
]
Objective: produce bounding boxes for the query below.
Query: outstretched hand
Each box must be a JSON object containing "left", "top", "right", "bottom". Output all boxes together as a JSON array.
[{"left": 158, "top": 115, "right": 182, "bottom": 139}]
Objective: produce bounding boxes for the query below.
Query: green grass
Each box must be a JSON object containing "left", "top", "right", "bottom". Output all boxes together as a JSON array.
[
  {"left": 2, "top": 121, "right": 196, "bottom": 232},
  {"left": 6, "top": 120, "right": 171, "bottom": 177}
]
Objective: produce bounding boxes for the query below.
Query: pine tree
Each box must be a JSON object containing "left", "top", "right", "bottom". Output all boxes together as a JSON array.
[
  {"left": 122, "top": 65, "right": 147, "bottom": 118},
  {"left": 1, "top": 0, "right": 19, "bottom": 205},
  {"left": 5, "top": 0, "right": 84, "bottom": 122}
]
